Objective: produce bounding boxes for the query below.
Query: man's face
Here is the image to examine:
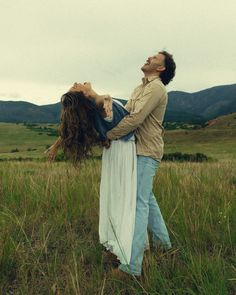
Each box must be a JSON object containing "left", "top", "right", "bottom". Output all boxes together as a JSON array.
[{"left": 141, "top": 53, "right": 166, "bottom": 75}]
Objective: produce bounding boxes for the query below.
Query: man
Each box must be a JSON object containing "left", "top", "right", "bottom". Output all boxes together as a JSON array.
[{"left": 106, "top": 51, "right": 176, "bottom": 276}]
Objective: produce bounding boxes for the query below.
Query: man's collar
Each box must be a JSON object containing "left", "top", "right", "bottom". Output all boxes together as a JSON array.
[{"left": 142, "top": 75, "right": 160, "bottom": 85}]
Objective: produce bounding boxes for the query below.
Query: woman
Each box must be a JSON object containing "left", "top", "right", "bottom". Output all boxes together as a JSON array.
[{"left": 47, "top": 83, "right": 137, "bottom": 265}]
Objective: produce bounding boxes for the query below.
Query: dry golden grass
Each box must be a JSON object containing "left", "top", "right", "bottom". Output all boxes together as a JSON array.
[{"left": 0, "top": 160, "right": 235, "bottom": 294}]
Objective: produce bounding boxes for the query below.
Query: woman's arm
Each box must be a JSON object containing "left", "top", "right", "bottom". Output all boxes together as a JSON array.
[{"left": 44, "top": 136, "right": 63, "bottom": 162}]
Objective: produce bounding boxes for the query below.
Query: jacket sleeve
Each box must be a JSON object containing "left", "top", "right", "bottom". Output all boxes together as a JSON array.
[
  {"left": 124, "top": 98, "right": 132, "bottom": 112},
  {"left": 107, "top": 84, "right": 164, "bottom": 139}
]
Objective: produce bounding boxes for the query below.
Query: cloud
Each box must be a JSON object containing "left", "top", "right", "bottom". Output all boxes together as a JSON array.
[{"left": 0, "top": 0, "right": 235, "bottom": 104}]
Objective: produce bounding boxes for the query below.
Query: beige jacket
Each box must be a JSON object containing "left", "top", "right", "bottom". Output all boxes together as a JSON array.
[{"left": 107, "top": 76, "right": 168, "bottom": 161}]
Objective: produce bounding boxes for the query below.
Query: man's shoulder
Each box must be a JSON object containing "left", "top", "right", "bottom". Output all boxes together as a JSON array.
[
  {"left": 133, "top": 83, "right": 143, "bottom": 91},
  {"left": 151, "top": 78, "right": 166, "bottom": 90},
  {"left": 131, "top": 83, "right": 143, "bottom": 97},
  {"left": 148, "top": 79, "right": 167, "bottom": 97}
]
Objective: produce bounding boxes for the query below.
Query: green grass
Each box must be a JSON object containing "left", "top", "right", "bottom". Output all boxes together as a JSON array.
[
  {"left": 164, "top": 112, "right": 236, "bottom": 160},
  {"left": 0, "top": 161, "right": 235, "bottom": 294},
  {"left": 0, "top": 120, "right": 236, "bottom": 293},
  {"left": 164, "top": 128, "right": 236, "bottom": 160},
  {"left": 1, "top": 122, "right": 236, "bottom": 161},
  {"left": 0, "top": 123, "right": 58, "bottom": 159}
]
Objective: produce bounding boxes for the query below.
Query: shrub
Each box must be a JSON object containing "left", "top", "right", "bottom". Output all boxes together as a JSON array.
[
  {"left": 163, "top": 152, "right": 209, "bottom": 162},
  {"left": 55, "top": 152, "right": 67, "bottom": 162},
  {"left": 10, "top": 148, "right": 19, "bottom": 153}
]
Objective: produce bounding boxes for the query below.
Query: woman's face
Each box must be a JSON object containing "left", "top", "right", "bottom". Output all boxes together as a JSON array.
[
  {"left": 69, "top": 82, "right": 99, "bottom": 102},
  {"left": 71, "top": 82, "right": 92, "bottom": 95}
]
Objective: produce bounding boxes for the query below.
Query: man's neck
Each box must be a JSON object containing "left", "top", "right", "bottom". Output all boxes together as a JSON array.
[
  {"left": 142, "top": 73, "right": 160, "bottom": 85},
  {"left": 143, "top": 72, "right": 160, "bottom": 79}
]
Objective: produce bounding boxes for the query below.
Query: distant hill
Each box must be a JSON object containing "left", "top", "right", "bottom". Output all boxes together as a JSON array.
[
  {"left": 204, "top": 112, "right": 236, "bottom": 129},
  {"left": 164, "top": 83, "right": 236, "bottom": 123},
  {"left": 0, "top": 101, "right": 61, "bottom": 123},
  {"left": 0, "top": 83, "right": 236, "bottom": 123}
]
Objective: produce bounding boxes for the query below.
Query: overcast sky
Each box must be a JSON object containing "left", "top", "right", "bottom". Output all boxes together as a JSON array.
[{"left": 0, "top": 0, "right": 235, "bottom": 105}]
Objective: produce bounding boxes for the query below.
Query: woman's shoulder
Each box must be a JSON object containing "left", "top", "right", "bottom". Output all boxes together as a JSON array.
[
  {"left": 112, "top": 98, "right": 125, "bottom": 107},
  {"left": 112, "top": 98, "right": 128, "bottom": 107}
]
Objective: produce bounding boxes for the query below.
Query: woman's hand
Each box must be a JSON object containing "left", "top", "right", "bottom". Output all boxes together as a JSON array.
[
  {"left": 103, "top": 95, "right": 113, "bottom": 118},
  {"left": 44, "top": 137, "right": 62, "bottom": 162},
  {"left": 44, "top": 144, "right": 59, "bottom": 162}
]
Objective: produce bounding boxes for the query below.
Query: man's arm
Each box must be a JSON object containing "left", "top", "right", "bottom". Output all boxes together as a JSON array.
[
  {"left": 124, "top": 98, "right": 132, "bottom": 112},
  {"left": 107, "top": 84, "right": 165, "bottom": 140}
]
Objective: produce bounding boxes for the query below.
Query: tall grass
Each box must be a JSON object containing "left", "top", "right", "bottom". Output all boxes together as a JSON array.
[{"left": 0, "top": 160, "right": 235, "bottom": 294}]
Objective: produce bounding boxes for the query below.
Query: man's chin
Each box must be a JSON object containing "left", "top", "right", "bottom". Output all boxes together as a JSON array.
[{"left": 141, "top": 65, "right": 146, "bottom": 72}]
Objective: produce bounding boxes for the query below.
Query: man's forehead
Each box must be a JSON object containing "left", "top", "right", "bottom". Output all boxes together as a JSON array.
[
  {"left": 154, "top": 53, "right": 165, "bottom": 65},
  {"left": 156, "top": 53, "right": 165, "bottom": 60}
]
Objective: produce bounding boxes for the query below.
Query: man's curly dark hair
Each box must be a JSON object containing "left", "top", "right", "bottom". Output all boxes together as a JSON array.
[{"left": 159, "top": 51, "right": 176, "bottom": 85}]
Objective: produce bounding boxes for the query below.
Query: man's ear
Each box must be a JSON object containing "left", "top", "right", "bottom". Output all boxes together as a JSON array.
[{"left": 157, "top": 66, "right": 166, "bottom": 72}]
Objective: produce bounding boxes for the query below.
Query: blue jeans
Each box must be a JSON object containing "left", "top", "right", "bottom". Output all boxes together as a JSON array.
[{"left": 119, "top": 155, "right": 171, "bottom": 276}]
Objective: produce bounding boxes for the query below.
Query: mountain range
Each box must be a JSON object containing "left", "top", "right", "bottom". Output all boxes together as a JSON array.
[{"left": 0, "top": 84, "right": 235, "bottom": 123}]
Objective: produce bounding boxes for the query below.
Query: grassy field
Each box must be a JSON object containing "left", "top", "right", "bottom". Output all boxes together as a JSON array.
[
  {"left": 164, "top": 113, "right": 236, "bottom": 160},
  {"left": 0, "top": 123, "right": 58, "bottom": 159},
  {"left": 1, "top": 120, "right": 236, "bottom": 161},
  {"left": 0, "top": 118, "right": 236, "bottom": 294},
  {"left": 0, "top": 160, "right": 235, "bottom": 294},
  {"left": 164, "top": 128, "right": 236, "bottom": 160}
]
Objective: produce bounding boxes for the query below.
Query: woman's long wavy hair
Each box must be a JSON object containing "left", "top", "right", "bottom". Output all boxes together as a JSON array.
[{"left": 59, "top": 91, "right": 101, "bottom": 163}]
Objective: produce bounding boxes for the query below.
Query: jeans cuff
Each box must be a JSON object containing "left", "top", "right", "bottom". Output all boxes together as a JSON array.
[
  {"left": 118, "top": 264, "right": 141, "bottom": 276},
  {"left": 153, "top": 241, "right": 172, "bottom": 250}
]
